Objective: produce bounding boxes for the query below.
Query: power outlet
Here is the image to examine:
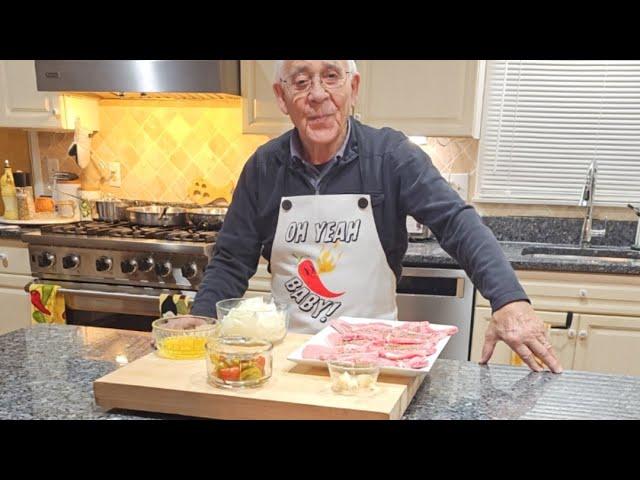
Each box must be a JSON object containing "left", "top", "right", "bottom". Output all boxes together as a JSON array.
[{"left": 108, "top": 162, "right": 121, "bottom": 187}]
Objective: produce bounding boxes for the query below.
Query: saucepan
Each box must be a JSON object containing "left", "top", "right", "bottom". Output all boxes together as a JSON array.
[
  {"left": 186, "top": 206, "right": 227, "bottom": 230},
  {"left": 127, "top": 205, "right": 188, "bottom": 227},
  {"left": 94, "top": 199, "right": 132, "bottom": 222}
]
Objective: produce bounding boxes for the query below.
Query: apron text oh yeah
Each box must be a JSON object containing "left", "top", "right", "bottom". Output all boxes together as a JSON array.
[{"left": 285, "top": 220, "right": 362, "bottom": 244}]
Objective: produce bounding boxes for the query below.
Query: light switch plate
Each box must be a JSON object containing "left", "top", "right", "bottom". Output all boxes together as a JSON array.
[{"left": 108, "top": 162, "right": 121, "bottom": 187}]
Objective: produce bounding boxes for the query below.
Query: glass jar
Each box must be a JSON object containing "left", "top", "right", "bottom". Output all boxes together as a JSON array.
[
  {"left": 16, "top": 186, "right": 36, "bottom": 220},
  {"left": 206, "top": 336, "right": 273, "bottom": 389}
]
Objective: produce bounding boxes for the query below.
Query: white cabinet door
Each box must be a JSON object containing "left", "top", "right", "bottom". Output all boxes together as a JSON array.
[
  {"left": 0, "top": 60, "right": 61, "bottom": 128},
  {"left": 0, "top": 60, "right": 99, "bottom": 131},
  {"left": 573, "top": 314, "right": 640, "bottom": 376},
  {"left": 356, "top": 60, "right": 484, "bottom": 137},
  {"left": 0, "top": 273, "right": 33, "bottom": 335},
  {"left": 241, "top": 60, "right": 293, "bottom": 136}
]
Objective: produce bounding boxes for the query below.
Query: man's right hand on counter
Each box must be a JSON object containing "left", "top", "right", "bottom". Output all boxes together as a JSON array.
[{"left": 480, "top": 300, "right": 563, "bottom": 374}]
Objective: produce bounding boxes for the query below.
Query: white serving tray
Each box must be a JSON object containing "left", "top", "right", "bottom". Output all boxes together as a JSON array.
[{"left": 287, "top": 316, "right": 453, "bottom": 377}]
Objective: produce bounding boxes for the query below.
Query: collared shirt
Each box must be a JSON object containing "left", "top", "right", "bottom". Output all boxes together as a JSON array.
[{"left": 289, "top": 118, "right": 351, "bottom": 191}]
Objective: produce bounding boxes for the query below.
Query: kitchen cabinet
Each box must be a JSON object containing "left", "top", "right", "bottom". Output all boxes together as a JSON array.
[
  {"left": 471, "top": 270, "right": 640, "bottom": 376},
  {"left": 573, "top": 314, "right": 640, "bottom": 376},
  {"left": 0, "top": 60, "right": 99, "bottom": 131},
  {"left": 241, "top": 60, "right": 293, "bottom": 136},
  {"left": 241, "top": 60, "right": 485, "bottom": 138},
  {"left": 0, "top": 239, "right": 33, "bottom": 335},
  {"left": 355, "top": 60, "right": 484, "bottom": 137}
]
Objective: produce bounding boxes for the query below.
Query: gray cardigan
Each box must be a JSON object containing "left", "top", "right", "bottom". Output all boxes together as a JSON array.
[{"left": 191, "top": 118, "right": 529, "bottom": 318}]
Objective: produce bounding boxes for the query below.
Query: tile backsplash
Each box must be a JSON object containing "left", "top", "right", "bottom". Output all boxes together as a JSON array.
[
  {"left": 35, "top": 104, "right": 475, "bottom": 204},
  {"left": 38, "top": 99, "right": 270, "bottom": 203}
]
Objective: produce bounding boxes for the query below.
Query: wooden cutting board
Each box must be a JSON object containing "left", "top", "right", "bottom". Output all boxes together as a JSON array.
[{"left": 93, "top": 333, "right": 426, "bottom": 420}]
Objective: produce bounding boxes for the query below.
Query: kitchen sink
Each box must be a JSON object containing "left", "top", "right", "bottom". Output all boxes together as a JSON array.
[{"left": 520, "top": 245, "right": 640, "bottom": 264}]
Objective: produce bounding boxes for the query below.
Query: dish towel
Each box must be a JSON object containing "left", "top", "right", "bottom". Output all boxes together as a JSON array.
[
  {"left": 159, "top": 294, "right": 194, "bottom": 318},
  {"left": 67, "top": 118, "right": 92, "bottom": 169},
  {"left": 29, "top": 284, "right": 66, "bottom": 324}
]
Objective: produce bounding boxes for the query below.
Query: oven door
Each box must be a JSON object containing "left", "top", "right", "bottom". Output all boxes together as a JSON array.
[{"left": 26, "top": 280, "right": 196, "bottom": 332}]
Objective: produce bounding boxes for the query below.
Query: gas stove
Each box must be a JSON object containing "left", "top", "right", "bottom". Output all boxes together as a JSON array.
[{"left": 22, "top": 221, "right": 218, "bottom": 290}]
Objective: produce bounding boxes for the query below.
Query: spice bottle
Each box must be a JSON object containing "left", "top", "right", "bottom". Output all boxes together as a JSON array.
[{"left": 14, "top": 171, "right": 35, "bottom": 220}]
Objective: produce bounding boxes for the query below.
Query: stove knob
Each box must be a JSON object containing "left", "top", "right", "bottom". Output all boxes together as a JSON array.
[
  {"left": 96, "top": 256, "right": 113, "bottom": 272},
  {"left": 155, "top": 260, "right": 172, "bottom": 278},
  {"left": 62, "top": 254, "right": 80, "bottom": 269},
  {"left": 37, "top": 252, "right": 56, "bottom": 268},
  {"left": 139, "top": 257, "right": 155, "bottom": 273},
  {"left": 121, "top": 259, "right": 138, "bottom": 274},
  {"left": 181, "top": 262, "right": 198, "bottom": 279}
]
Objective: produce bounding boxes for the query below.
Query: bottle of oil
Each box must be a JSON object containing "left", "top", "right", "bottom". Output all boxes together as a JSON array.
[{"left": 1, "top": 160, "right": 19, "bottom": 220}]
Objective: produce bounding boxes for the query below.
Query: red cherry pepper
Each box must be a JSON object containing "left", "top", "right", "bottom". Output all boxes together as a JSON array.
[
  {"left": 297, "top": 258, "right": 344, "bottom": 299},
  {"left": 30, "top": 290, "right": 51, "bottom": 315}
]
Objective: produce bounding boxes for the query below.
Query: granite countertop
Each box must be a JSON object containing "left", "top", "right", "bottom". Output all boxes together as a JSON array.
[
  {"left": 403, "top": 240, "right": 640, "bottom": 275},
  {"left": 1, "top": 324, "right": 638, "bottom": 420}
]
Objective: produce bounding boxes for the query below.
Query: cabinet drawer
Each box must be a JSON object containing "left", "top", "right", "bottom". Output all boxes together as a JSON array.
[
  {"left": 0, "top": 241, "right": 31, "bottom": 275},
  {"left": 476, "top": 270, "right": 640, "bottom": 317}
]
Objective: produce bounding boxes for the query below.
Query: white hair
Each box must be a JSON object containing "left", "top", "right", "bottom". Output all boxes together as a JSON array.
[{"left": 274, "top": 60, "right": 358, "bottom": 84}]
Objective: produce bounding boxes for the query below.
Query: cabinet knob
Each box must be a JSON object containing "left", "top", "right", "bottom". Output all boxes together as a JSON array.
[
  {"left": 0, "top": 253, "right": 7, "bottom": 268},
  {"left": 578, "top": 329, "right": 588, "bottom": 340},
  {"left": 579, "top": 289, "right": 588, "bottom": 298},
  {"left": 567, "top": 329, "right": 576, "bottom": 339}
]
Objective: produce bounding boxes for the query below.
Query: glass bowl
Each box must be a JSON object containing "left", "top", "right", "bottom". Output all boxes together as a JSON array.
[
  {"left": 206, "top": 336, "right": 273, "bottom": 389},
  {"left": 327, "top": 359, "right": 380, "bottom": 395},
  {"left": 152, "top": 315, "right": 220, "bottom": 360},
  {"left": 216, "top": 295, "right": 289, "bottom": 344}
]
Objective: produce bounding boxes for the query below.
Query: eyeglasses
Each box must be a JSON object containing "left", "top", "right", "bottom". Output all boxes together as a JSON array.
[{"left": 280, "top": 69, "right": 352, "bottom": 96}]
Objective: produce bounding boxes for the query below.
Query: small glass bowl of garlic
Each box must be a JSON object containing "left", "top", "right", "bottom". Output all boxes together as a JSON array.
[{"left": 327, "top": 359, "right": 380, "bottom": 395}]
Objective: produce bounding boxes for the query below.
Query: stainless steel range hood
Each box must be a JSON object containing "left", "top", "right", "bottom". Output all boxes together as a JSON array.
[{"left": 34, "top": 60, "right": 240, "bottom": 99}]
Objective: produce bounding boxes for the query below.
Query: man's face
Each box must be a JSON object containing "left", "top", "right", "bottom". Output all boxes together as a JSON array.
[{"left": 273, "top": 60, "right": 360, "bottom": 146}]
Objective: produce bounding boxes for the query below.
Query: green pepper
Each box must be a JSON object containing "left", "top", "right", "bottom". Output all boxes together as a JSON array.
[
  {"left": 40, "top": 285, "right": 54, "bottom": 306},
  {"left": 32, "top": 311, "right": 46, "bottom": 323},
  {"left": 239, "top": 366, "right": 263, "bottom": 381}
]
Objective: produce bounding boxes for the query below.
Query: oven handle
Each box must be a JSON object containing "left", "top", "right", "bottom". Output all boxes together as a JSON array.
[{"left": 24, "top": 281, "right": 162, "bottom": 301}]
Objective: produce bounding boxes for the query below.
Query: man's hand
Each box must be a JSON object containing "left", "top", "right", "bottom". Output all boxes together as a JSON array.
[{"left": 480, "top": 301, "right": 563, "bottom": 373}]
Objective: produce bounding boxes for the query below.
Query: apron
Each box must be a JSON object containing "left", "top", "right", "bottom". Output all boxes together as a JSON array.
[{"left": 270, "top": 186, "right": 398, "bottom": 333}]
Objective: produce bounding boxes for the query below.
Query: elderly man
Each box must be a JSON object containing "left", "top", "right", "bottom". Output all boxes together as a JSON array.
[{"left": 191, "top": 60, "right": 562, "bottom": 374}]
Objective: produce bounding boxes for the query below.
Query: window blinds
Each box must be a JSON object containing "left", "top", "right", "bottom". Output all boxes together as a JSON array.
[{"left": 477, "top": 60, "right": 640, "bottom": 205}]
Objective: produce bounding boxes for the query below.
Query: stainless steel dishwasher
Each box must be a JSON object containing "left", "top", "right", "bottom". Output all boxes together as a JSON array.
[{"left": 396, "top": 267, "right": 475, "bottom": 361}]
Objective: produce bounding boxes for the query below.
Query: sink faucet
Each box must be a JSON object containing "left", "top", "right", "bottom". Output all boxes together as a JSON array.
[{"left": 579, "top": 160, "right": 606, "bottom": 248}]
